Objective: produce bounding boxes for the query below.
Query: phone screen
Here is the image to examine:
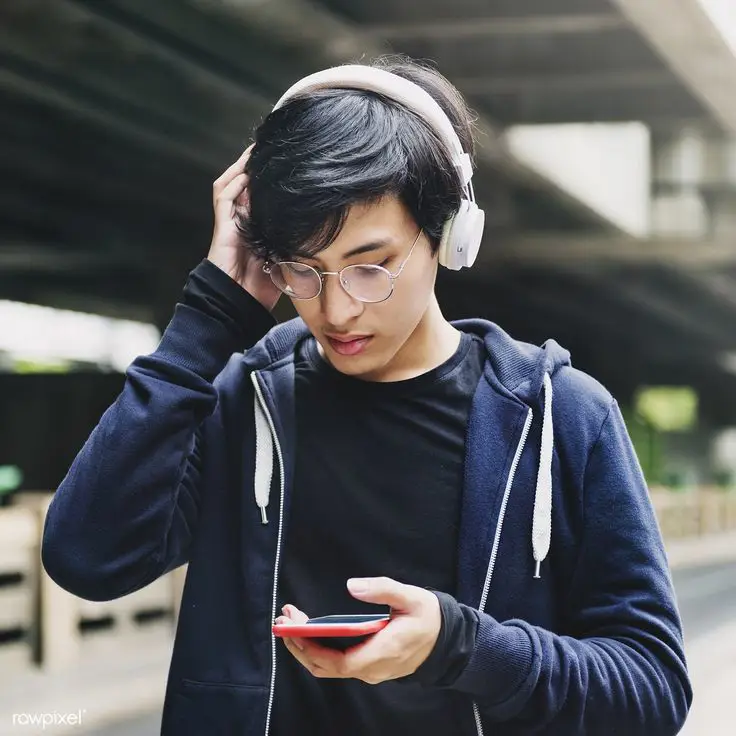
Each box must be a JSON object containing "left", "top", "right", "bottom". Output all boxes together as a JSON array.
[{"left": 306, "top": 614, "right": 389, "bottom": 625}]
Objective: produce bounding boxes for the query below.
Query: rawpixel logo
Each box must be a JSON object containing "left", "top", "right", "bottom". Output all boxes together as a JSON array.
[{"left": 12, "top": 710, "right": 86, "bottom": 729}]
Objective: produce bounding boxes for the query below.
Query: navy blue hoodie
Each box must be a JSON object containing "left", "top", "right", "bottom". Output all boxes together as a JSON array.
[{"left": 42, "top": 261, "right": 691, "bottom": 735}]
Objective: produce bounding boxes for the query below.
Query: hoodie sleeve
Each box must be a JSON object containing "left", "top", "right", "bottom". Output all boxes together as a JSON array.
[
  {"left": 41, "top": 260, "right": 276, "bottom": 602},
  {"left": 444, "top": 398, "right": 692, "bottom": 735}
]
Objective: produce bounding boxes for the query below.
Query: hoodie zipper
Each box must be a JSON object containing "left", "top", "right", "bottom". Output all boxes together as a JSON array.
[
  {"left": 472, "top": 408, "right": 533, "bottom": 736},
  {"left": 250, "top": 372, "right": 286, "bottom": 736}
]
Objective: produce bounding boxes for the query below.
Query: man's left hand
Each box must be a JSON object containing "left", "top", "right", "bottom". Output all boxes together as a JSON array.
[{"left": 275, "top": 577, "right": 441, "bottom": 685}]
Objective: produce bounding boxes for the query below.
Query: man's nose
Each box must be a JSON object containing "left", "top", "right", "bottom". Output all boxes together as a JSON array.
[{"left": 320, "top": 274, "right": 363, "bottom": 326}]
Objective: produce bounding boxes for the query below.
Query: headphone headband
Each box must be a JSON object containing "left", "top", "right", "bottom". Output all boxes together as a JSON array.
[{"left": 271, "top": 65, "right": 473, "bottom": 189}]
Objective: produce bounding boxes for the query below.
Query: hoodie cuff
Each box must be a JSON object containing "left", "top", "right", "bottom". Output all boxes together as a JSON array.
[
  {"left": 187, "top": 259, "right": 276, "bottom": 344},
  {"left": 153, "top": 259, "right": 276, "bottom": 381},
  {"left": 410, "top": 592, "right": 478, "bottom": 687},
  {"left": 451, "top": 613, "right": 536, "bottom": 707}
]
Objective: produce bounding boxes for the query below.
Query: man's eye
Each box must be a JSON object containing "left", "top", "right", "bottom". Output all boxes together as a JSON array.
[{"left": 285, "top": 263, "right": 313, "bottom": 274}]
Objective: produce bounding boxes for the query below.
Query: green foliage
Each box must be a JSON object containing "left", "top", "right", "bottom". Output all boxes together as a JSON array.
[
  {"left": 12, "top": 359, "right": 71, "bottom": 374},
  {"left": 634, "top": 387, "right": 698, "bottom": 432},
  {"left": 0, "top": 465, "right": 23, "bottom": 496},
  {"left": 621, "top": 405, "right": 663, "bottom": 484}
]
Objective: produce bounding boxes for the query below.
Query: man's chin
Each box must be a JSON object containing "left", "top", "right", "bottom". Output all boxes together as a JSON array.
[
  {"left": 329, "top": 353, "right": 375, "bottom": 377},
  {"left": 325, "top": 348, "right": 390, "bottom": 381}
]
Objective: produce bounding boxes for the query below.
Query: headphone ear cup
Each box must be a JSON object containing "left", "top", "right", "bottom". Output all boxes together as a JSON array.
[
  {"left": 440, "top": 200, "right": 471, "bottom": 270},
  {"left": 438, "top": 200, "right": 486, "bottom": 270},
  {"left": 459, "top": 202, "right": 485, "bottom": 268},
  {"left": 439, "top": 199, "right": 485, "bottom": 271}
]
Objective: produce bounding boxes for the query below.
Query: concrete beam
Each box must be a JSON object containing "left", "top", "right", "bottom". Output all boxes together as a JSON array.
[
  {"left": 189, "top": 0, "right": 628, "bottom": 234},
  {"left": 532, "top": 260, "right": 736, "bottom": 354},
  {"left": 587, "top": 270, "right": 733, "bottom": 347},
  {"left": 453, "top": 270, "right": 692, "bottom": 362},
  {"left": 486, "top": 234, "right": 736, "bottom": 269},
  {"left": 0, "top": 18, "right": 237, "bottom": 156},
  {"left": 0, "top": 245, "right": 133, "bottom": 273},
  {"left": 61, "top": 0, "right": 269, "bottom": 110},
  {"left": 475, "top": 255, "right": 736, "bottom": 358},
  {"left": 665, "top": 269, "right": 736, "bottom": 350},
  {"left": 443, "top": 268, "right": 723, "bottom": 377},
  {"left": 0, "top": 1, "right": 272, "bottom": 163},
  {"left": 364, "top": 13, "right": 628, "bottom": 42},
  {"left": 456, "top": 70, "right": 673, "bottom": 96},
  {"left": 0, "top": 185, "right": 148, "bottom": 247},
  {"left": 0, "top": 61, "right": 217, "bottom": 172},
  {"left": 0, "top": 134, "right": 201, "bottom": 224},
  {"left": 692, "top": 271, "right": 736, "bottom": 312},
  {"left": 610, "top": 0, "right": 736, "bottom": 135}
]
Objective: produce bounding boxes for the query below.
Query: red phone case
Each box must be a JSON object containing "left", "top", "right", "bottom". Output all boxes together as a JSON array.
[{"left": 272, "top": 617, "right": 389, "bottom": 639}]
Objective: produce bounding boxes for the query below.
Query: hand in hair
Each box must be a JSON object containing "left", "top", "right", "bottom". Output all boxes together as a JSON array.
[{"left": 207, "top": 145, "right": 282, "bottom": 312}]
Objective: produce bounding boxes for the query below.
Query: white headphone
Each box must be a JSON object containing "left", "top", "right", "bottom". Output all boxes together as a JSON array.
[{"left": 272, "top": 65, "right": 485, "bottom": 270}]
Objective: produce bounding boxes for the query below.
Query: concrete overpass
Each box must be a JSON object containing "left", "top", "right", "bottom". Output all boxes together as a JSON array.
[
  {"left": 4, "top": 4, "right": 736, "bottom": 733},
  {"left": 3, "top": 0, "right": 736, "bottom": 422}
]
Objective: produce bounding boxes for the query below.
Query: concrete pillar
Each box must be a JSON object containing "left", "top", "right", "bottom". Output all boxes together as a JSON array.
[
  {"left": 651, "top": 128, "right": 709, "bottom": 237},
  {"left": 651, "top": 127, "right": 736, "bottom": 239},
  {"left": 19, "top": 494, "right": 81, "bottom": 670}
]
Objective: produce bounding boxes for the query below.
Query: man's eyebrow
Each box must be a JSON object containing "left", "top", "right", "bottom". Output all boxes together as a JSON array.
[
  {"left": 297, "top": 238, "right": 395, "bottom": 265},
  {"left": 342, "top": 239, "right": 394, "bottom": 259}
]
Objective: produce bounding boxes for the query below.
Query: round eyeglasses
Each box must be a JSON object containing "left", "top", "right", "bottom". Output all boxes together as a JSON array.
[{"left": 262, "top": 230, "right": 423, "bottom": 304}]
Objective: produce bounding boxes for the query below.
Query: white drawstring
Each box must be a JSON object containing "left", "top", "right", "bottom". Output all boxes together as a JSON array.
[
  {"left": 253, "top": 390, "right": 274, "bottom": 524},
  {"left": 532, "top": 373, "right": 554, "bottom": 578}
]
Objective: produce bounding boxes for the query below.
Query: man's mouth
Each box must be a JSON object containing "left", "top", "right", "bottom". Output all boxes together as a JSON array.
[{"left": 325, "top": 334, "right": 373, "bottom": 356}]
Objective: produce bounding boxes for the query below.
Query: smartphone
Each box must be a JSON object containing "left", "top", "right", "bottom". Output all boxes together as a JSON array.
[{"left": 272, "top": 613, "right": 390, "bottom": 651}]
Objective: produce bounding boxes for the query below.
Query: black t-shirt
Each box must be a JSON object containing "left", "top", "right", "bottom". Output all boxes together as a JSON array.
[{"left": 272, "top": 332, "right": 486, "bottom": 736}]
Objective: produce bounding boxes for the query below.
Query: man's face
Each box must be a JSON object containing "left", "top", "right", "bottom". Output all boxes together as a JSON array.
[{"left": 288, "top": 196, "right": 439, "bottom": 381}]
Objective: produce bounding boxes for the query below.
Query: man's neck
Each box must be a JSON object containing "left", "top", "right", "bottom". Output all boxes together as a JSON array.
[{"left": 369, "top": 295, "right": 461, "bottom": 382}]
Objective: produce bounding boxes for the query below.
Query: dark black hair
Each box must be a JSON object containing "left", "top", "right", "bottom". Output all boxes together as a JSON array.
[{"left": 238, "top": 55, "right": 476, "bottom": 264}]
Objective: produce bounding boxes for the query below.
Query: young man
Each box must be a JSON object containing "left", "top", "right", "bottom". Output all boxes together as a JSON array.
[{"left": 42, "top": 57, "right": 691, "bottom": 735}]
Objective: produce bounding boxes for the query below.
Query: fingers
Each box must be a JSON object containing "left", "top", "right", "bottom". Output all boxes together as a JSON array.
[
  {"left": 341, "top": 630, "right": 393, "bottom": 675},
  {"left": 212, "top": 144, "right": 255, "bottom": 199},
  {"left": 214, "top": 173, "right": 248, "bottom": 220},
  {"left": 218, "top": 172, "right": 247, "bottom": 204},
  {"left": 282, "top": 637, "right": 336, "bottom": 678},
  {"left": 286, "top": 635, "right": 396, "bottom": 684},
  {"left": 280, "top": 631, "right": 400, "bottom": 684},
  {"left": 347, "top": 576, "right": 421, "bottom": 612},
  {"left": 282, "top": 604, "right": 308, "bottom": 624}
]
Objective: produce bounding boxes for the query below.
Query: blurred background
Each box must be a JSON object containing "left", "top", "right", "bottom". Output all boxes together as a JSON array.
[{"left": 1, "top": 0, "right": 736, "bottom": 733}]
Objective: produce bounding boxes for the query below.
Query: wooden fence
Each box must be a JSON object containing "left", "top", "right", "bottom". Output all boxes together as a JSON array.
[{"left": 650, "top": 488, "right": 736, "bottom": 539}]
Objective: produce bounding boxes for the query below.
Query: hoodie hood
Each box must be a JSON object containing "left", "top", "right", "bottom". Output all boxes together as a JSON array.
[
  {"left": 244, "top": 316, "right": 571, "bottom": 577},
  {"left": 455, "top": 319, "right": 571, "bottom": 577},
  {"left": 452, "top": 318, "right": 571, "bottom": 406}
]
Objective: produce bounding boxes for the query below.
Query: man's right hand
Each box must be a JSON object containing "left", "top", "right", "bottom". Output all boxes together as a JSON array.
[{"left": 207, "top": 145, "right": 282, "bottom": 312}]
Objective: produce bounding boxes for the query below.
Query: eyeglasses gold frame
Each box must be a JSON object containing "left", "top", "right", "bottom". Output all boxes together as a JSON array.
[{"left": 262, "top": 229, "right": 424, "bottom": 304}]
